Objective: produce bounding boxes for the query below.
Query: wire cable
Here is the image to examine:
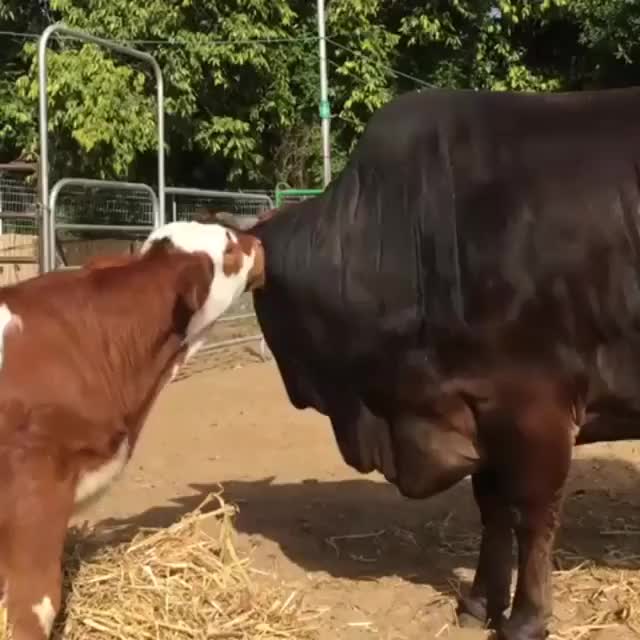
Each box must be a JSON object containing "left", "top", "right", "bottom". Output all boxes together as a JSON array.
[
  {"left": 0, "top": 30, "right": 434, "bottom": 88},
  {"left": 326, "top": 36, "right": 435, "bottom": 88},
  {"left": 0, "top": 30, "right": 318, "bottom": 45}
]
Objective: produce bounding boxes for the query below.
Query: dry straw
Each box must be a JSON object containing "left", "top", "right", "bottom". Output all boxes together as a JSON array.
[
  {"left": 550, "top": 548, "right": 640, "bottom": 640},
  {"left": 424, "top": 519, "right": 640, "bottom": 639},
  {"left": 1, "top": 493, "right": 639, "bottom": 639},
  {"left": 0, "top": 492, "right": 323, "bottom": 640}
]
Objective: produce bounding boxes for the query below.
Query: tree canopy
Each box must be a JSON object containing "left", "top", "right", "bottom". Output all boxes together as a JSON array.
[{"left": 1, "top": 0, "right": 639, "bottom": 190}]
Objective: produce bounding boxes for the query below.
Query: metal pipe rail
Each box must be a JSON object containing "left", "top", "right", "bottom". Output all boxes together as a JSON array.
[
  {"left": 166, "top": 186, "right": 274, "bottom": 222},
  {"left": 274, "top": 188, "right": 322, "bottom": 207},
  {"left": 38, "top": 24, "right": 166, "bottom": 272},
  {"left": 166, "top": 187, "right": 274, "bottom": 205}
]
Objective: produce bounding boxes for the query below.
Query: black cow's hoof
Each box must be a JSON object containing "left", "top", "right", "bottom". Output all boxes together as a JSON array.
[
  {"left": 495, "top": 616, "right": 548, "bottom": 640},
  {"left": 457, "top": 596, "right": 486, "bottom": 627},
  {"left": 457, "top": 612, "right": 486, "bottom": 629}
]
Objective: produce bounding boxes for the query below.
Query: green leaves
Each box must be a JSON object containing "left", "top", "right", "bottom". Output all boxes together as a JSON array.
[{"left": 1, "top": 0, "right": 640, "bottom": 190}]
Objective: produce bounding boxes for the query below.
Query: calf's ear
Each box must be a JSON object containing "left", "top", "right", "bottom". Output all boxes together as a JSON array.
[
  {"left": 214, "top": 211, "right": 262, "bottom": 233},
  {"left": 221, "top": 231, "right": 266, "bottom": 291},
  {"left": 192, "top": 207, "right": 221, "bottom": 224}
]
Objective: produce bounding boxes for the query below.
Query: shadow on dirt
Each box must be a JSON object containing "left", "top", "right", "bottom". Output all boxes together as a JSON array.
[{"left": 92, "top": 451, "right": 640, "bottom": 595}]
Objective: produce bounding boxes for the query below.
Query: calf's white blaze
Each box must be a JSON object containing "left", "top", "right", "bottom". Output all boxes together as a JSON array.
[
  {"left": 74, "top": 438, "right": 129, "bottom": 506},
  {"left": 31, "top": 595, "right": 55, "bottom": 636},
  {"left": 169, "top": 362, "right": 182, "bottom": 382},
  {"left": 167, "top": 336, "right": 206, "bottom": 383},
  {"left": 0, "top": 303, "right": 22, "bottom": 368},
  {"left": 141, "top": 221, "right": 256, "bottom": 350}
]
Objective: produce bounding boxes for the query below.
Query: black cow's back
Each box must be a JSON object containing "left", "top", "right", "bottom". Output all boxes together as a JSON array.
[{"left": 253, "top": 87, "right": 640, "bottom": 417}]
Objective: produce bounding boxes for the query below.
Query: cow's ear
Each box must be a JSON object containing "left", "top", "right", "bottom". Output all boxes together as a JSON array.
[
  {"left": 177, "top": 251, "right": 214, "bottom": 315},
  {"left": 215, "top": 211, "right": 261, "bottom": 232},
  {"left": 145, "top": 236, "right": 177, "bottom": 257},
  {"left": 192, "top": 207, "right": 219, "bottom": 224}
]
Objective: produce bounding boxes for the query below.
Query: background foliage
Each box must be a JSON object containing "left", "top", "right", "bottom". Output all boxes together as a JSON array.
[{"left": 1, "top": 0, "right": 640, "bottom": 189}]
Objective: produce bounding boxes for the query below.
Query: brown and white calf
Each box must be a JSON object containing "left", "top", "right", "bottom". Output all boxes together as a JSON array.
[{"left": 0, "top": 220, "right": 264, "bottom": 639}]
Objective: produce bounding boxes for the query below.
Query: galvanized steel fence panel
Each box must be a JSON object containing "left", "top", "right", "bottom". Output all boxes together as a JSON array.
[
  {"left": 0, "top": 173, "right": 39, "bottom": 236},
  {"left": 166, "top": 187, "right": 273, "bottom": 222},
  {"left": 48, "top": 178, "right": 160, "bottom": 271},
  {"left": 0, "top": 173, "right": 40, "bottom": 274},
  {"left": 0, "top": 177, "right": 273, "bottom": 359}
]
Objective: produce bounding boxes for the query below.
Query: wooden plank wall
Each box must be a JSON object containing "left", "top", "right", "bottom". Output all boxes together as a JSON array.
[
  {"left": 0, "top": 234, "right": 38, "bottom": 286},
  {"left": 0, "top": 234, "right": 143, "bottom": 286}
]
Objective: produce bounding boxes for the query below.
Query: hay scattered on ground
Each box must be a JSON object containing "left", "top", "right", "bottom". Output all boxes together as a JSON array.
[
  {"left": 420, "top": 516, "right": 640, "bottom": 639},
  {"left": 551, "top": 549, "right": 640, "bottom": 640},
  {"left": 53, "top": 492, "right": 323, "bottom": 639},
  {"left": 2, "top": 491, "right": 639, "bottom": 638},
  {"left": 448, "top": 542, "right": 640, "bottom": 639}
]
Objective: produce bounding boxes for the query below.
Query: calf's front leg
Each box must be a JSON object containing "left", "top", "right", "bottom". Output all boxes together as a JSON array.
[{"left": 4, "top": 454, "right": 74, "bottom": 640}]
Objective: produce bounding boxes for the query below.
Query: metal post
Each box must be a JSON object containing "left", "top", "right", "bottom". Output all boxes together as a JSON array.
[
  {"left": 38, "top": 23, "right": 166, "bottom": 272},
  {"left": 38, "top": 31, "right": 52, "bottom": 273},
  {"left": 317, "top": 0, "right": 332, "bottom": 188},
  {"left": 0, "top": 178, "right": 4, "bottom": 236}
]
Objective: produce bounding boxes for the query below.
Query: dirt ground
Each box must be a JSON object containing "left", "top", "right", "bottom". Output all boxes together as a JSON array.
[{"left": 73, "top": 324, "right": 640, "bottom": 640}]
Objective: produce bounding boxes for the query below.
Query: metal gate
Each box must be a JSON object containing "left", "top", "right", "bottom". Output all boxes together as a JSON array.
[
  {"left": 35, "top": 24, "right": 270, "bottom": 364},
  {"left": 49, "top": 179, "right": 159, "bottom": 270},
  {"left": 38, "top": 23, "right": 166, "bottom": 273}
]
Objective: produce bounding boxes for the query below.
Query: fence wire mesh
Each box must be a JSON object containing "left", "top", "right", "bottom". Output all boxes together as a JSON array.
[
  {"left": 0, "top": 177, "right": 271, "bottom": 361},
  {"left": 0, "top": 172, "right": 39, "bottom": 283},
  {"left": 50, "top": 180, "right": 159, "bottom": 270},
  {"left": 55, "top": 183, "right": 155, "bottom": 228},
  {"left": 0, "top": 173, "right": 38, "bottom": 235},
  {"left": 167, "top": 190, "right": 272, "bottom": 222}
]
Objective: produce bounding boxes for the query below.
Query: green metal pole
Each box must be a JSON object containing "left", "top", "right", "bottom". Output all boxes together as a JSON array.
[{"left": 317, "top": 0, "right": 332, "bottom": 187}]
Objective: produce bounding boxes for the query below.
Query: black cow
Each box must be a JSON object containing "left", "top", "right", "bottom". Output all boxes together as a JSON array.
[{"left": 217, "top": 87, "right": 640, "bottom": 640}]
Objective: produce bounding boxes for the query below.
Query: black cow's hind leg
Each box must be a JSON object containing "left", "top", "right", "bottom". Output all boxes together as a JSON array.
[
  {"left": 497, "top": 398, "right": 572, "bottom": 640},
  {"left": 458, "top": 470, "right": 514, "bottom": 630},
  {"left": 497, "top": 491, "right": 565, "bottom": 640}
]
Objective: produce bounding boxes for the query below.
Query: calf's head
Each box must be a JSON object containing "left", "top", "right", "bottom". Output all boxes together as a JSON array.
[{"left": 141, "top": 220, "right": 265, "bottom": 341}]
